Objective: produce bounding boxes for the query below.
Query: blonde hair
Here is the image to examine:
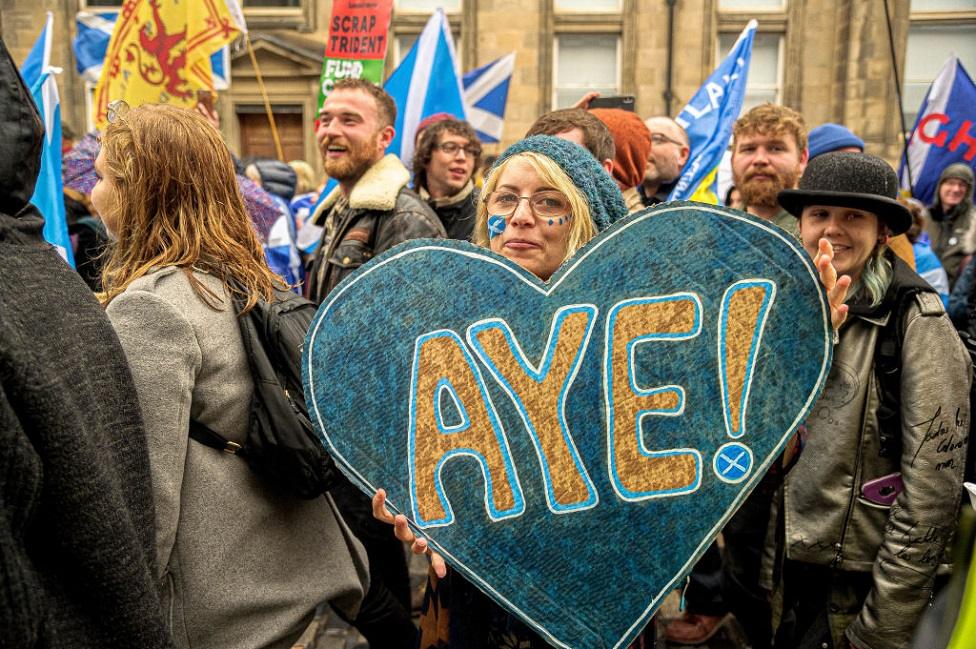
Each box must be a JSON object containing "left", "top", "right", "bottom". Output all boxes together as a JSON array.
[
  {"left": 473, "top": 151, "right": 596, "bottom": 258},
  {"left": 289, "top": 159, "right": 318, "bottom": 195},
  {"left": 99, "top": 104, "right": 279, "bottom": 312}
]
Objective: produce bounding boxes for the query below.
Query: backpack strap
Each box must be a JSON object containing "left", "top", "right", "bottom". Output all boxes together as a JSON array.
[
  {"left": 874, "top": 288, "right": 943, "bottom": 459},
  {"left": 188, "top": 419, "right": 246, "bottom": 456}
]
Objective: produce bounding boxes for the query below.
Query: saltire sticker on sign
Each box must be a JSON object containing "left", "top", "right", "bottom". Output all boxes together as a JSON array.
[{"left": 303, "top": 202, "right": 832, "bottom": 649}]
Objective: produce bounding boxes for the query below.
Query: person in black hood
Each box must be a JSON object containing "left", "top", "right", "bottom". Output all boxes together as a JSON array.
[
  {"left": 0, "top": 37, "right": 170, "bottom": 649},
  {"left": 926, "top": 162, "right": 976, "bottom": 288}
]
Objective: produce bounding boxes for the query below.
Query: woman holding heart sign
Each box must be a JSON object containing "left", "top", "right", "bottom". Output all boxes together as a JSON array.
[{"left": 372, "top": 135, "right": 852, "bottom": 648}]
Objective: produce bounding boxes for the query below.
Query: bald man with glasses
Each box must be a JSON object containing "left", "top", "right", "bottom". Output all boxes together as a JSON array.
[{"left": 639, "top": 116, "right": 691, "bottom": 207}]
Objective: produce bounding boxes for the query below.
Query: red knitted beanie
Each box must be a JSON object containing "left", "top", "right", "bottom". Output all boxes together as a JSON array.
[{"left": 590, "top": 108, "right": 652, "bottom": 189}]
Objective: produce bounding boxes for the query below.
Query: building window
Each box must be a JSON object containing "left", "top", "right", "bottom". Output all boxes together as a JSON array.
[
  {"left": 553, "top": 34, "right": 619, "bottom": 109},
  {"left": 392, "top": 33, "right": 462, "bottom": 65},
  {"left": 718, "top": 0, "right": 785, "bottom": 9},
  {"left": 242, "top": 0, "right": 300, "bottom": 5},
  {"left": 554, "top": 0, "right": 621, "bottom": 10},
  {"left": 394, "top": 34, "right": 419, "bottom": 64},
  {"left": 905, "top": 1, "right": 976, "bottom": 125},
  {"left": 911, "top": 0, "right": 976, "bottom": 10},
  {"left": 717, "top": 31, "right": 782, "bottom": 110},
  {"left": 396, "top": 0, "right": 462, "bottom": 10}
]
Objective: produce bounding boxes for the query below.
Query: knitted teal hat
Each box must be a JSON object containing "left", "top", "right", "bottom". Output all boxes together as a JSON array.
[{"left": 491, "top": 135, "right": 628, "bottom": 232}]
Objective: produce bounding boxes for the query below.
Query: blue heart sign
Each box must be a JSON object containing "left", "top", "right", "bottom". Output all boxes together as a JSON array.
[{"left": 304, "top": 203, "right": 832, "bottom": 648}]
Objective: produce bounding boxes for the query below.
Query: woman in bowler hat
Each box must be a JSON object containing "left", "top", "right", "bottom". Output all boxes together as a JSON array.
[{"left": 770, "top": 152, "right": 971, "bottom": 649}]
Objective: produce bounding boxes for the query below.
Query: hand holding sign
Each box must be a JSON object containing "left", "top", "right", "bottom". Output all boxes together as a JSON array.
[{"left": 304, "top": 203, "right": 833, "bottom": 648}]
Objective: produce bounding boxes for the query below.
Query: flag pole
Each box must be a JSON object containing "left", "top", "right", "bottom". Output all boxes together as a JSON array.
[
  {"left": 245, "top": 34, "right": 285, "bottom": 161},
  {"left": 883, "top": 0, "right": 915, "bottom": 195}
]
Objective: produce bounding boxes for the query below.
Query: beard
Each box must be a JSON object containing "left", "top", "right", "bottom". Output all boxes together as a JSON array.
[
  {"left": 322, "top": 132, "right": 380, "bottom": 181},
  {"left": 736, "top": 165, "right": 802, "bottom": 210}
]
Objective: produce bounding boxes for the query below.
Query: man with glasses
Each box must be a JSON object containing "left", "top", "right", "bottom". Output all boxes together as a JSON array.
[
  {"left": 412, "top": 117, "right": 483, "bottom": 240},
  {"left": 639, "top": 116, "right": 691, "bottom": 207}
]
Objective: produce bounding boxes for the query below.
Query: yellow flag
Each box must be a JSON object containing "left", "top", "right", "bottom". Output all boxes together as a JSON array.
[
  {"left": 93, "top": 0, "right": 244, "bottom": 130},
  {"left": 687, "top": 166, "right": 720, "bottom": 205}
]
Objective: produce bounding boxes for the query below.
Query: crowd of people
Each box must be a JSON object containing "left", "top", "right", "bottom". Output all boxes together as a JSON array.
[{"left": 2, "top": 26, "right": 975, "bottom": 649}]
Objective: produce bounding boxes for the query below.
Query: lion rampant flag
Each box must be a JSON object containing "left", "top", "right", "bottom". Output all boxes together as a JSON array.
[{"left": 93, "top": 0, "right": 246, "bottom": 130}]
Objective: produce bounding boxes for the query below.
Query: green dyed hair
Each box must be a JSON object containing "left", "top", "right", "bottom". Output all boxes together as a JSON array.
[{"left": 846, "top": 246, "right": 893, "bottom": 308}]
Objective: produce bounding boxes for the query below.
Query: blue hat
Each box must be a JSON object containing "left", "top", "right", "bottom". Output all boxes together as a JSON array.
[
  {"left": 492, "top": 135, "right": 628, "bottom": 232},
  {"left": 807, "top": 123, "right": 864, "bottom": 160}
]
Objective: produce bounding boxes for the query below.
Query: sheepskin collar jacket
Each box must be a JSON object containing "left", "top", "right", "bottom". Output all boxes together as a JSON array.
[{"left": 307, "top": 154, "right": 445, "bottom": 303}]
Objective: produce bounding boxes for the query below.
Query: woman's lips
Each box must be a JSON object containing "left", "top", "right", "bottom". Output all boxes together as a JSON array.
[{"left": 505, "top": 239, "right": 540, "bottom": 250}]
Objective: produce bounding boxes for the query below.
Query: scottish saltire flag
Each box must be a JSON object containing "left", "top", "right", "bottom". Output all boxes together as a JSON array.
[
  {"left": 73, "top": 12, "right": 116, "bottom": 83},
  {"left": 462, "top": 53, "right": 515, "bottom": 144},
  {"left": 900, "top": 56, "right": 976, "bottom": 205},
  {"left": 384, "top": 9, "right": 467, "bottom": 165},
  {"left": 75, "top": 12, "right": 231, "bottom": 89},
  {"left": 21, "top": 12, "right": 74, "bottom": 267},
  {"left": 670, "top": 20, "right": 757, "bottom": 203}
]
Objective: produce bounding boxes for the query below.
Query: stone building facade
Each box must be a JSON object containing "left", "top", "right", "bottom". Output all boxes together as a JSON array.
[{"left": 1, "top": 0, "right": 974, "bottom": 173}]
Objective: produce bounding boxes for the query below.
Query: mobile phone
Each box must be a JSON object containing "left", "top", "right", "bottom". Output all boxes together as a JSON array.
[
  {"left": 197, "top": 89, "right": 216, "bottom": 114},
  {"left": 861, "top": 472, "right": 904, "bottom": 506},
  {"left": 588, "top": 95, "right": 636, "bottom": 112}
]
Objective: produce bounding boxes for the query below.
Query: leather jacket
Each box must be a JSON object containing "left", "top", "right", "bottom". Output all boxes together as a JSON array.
[
  {"left": 307, "top": 154, "right": 446, "bottom": 303},
  {"left": 773, "top": 257, "right": 971, "bottom": 649}
]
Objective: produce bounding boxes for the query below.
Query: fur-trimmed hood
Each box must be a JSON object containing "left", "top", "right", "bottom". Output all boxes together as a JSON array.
[{"left": 311, "top": 154, "right": 410, "bottom": 225}]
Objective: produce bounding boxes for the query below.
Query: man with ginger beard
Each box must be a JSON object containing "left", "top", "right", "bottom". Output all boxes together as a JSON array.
[
  {"left": 308, "top": 78, "right": 445, "bottom": 302},
  {"left": 307, "top": 78, "right": 443, "bottom": 649},
  {"left": 663, "top": 105, "right": 809, "bottom": 649},
  {"left": 731, "top": 103, "right": 809, "bottom": 238}
]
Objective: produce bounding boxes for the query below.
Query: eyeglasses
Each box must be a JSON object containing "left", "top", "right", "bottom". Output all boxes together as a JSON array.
[
  {"left": 438, "top": 141, "right": 482, "bottom": 157},
  {"left": 650, "top": 132, "right": 684, "bottom": 147},
  {"left": 484, "top": 190, "right": 572, "bottom": 221}
]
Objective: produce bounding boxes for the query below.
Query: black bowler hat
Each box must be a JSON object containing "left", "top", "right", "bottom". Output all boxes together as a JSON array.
[{"left": 777, "top": 151, "right": 912, "bottom": 235}]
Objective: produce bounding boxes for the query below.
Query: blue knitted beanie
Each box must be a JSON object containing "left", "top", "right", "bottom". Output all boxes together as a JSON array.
[
  {"left": 807, "top": 123, "right": 864, "bottom": 160},
  {"left": 491, "top": 135, "right": 628, "bottom": 232}
]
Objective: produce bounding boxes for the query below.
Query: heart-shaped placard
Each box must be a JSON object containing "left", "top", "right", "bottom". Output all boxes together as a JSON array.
[{"left": 304, "top": 203, "right": 832, "bottom": 648}]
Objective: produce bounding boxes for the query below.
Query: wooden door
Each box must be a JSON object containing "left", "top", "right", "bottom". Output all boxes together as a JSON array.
[{"left": 238, "top": 108, "right": 306, "bottom": 162}]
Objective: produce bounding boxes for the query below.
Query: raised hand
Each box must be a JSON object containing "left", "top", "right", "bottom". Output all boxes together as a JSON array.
[
  {"left": 372, "top": 489, "right": 447, "bottom": 578},
  {"left": 814, "top": 238, "right": 851, "bottom": 331}
]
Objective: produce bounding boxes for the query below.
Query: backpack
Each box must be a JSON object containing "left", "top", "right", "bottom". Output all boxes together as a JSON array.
[
  {"left": 188, "top": 282, "right": 338, "bottom": 499},
  {"left": 875, "top": 284, "right": 976, "bottom": 482}
]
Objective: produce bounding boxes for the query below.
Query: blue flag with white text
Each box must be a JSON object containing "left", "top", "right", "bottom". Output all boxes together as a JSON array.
[
  {"left": 384, "top": 9, "right": 467, "bottom": 165},
  {"left": 670, "top": 20, "right": 756, "bottom": 203},
  {"left": 900, "top": 56, "right": 976, "bottom": 206},
  {"left": 462, "top": 53, "right": 515, "bottom": 144},
  {"left": 22, "top": 13, "right": 74, "bottom": 267}
]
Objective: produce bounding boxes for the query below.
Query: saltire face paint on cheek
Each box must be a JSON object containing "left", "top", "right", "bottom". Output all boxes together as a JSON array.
[
  {"left": 488, "top": 214, "right": 507, "bottom": 239},
  {"left": 547, "top": 215, "right": 573, "bottom": 226}
]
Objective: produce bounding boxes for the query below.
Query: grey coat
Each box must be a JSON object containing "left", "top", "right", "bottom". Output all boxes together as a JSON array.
[{"left": 107, "top": 267, "right": 368, "bottom": 649}]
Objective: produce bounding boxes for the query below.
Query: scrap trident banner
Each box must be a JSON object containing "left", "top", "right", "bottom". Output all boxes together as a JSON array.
[
  {"left": 304, "top": 203, "right": 832, "bottom": 648},
  {"left": 316, "top": 0, "right": 394, "bottom": 114},
  {"left": 92, "top": 0, "right": 245, "bottom": 130}
]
